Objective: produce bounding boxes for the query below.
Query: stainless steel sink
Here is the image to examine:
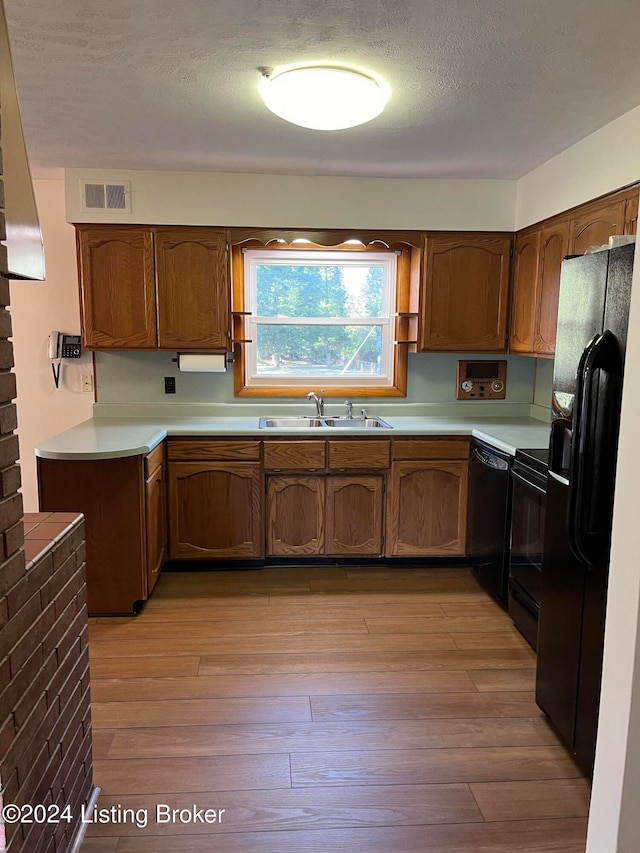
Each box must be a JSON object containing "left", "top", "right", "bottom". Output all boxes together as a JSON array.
[
  {"left": 322, "top": 417, "right": 392, "bottom": 428},
  {"left": 258, "top": 416, "right": 391, "bottom": 429},
  {"left": 259, "top": 417, "right": 326, "bottom": 428}
]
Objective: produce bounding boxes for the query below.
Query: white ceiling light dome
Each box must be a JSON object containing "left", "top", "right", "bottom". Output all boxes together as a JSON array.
[{"left": 258, "top": 64, "right": 390, "bottom": 131}]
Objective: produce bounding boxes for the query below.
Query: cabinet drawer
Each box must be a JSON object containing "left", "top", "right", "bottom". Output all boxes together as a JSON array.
[
  {"left": 264, "top": 441, "right": 326, "bottom": 470},
  {"left": 145, "top": 442, "right": 165, "bottom": 476},
  {"left": 168, "top": 440, "right": 261, "bottom": 461},
  {"left": 393, "top": 438, "right": 470, "bottom": 461},
  {"left": 328, "top": 440, "right": 390, "bottom": 470}
]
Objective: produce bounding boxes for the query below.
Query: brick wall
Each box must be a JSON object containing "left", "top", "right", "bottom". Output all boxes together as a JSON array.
[
  {"left": 1, "top": 517, "right": 93, "bottom": 852},
  {"left": 0, "top": 77, "right": 94, "bottom": 853}
]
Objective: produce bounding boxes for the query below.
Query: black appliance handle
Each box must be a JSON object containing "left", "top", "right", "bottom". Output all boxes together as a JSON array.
[
  {"left": 566, "top": 336, "right": 596, "bottom": 563},
  {"left": 511, "top": 468, "right": 546, "bottom": 496},
  {"left": 568, "top": 330, "right": 623, "bottom": 566}
]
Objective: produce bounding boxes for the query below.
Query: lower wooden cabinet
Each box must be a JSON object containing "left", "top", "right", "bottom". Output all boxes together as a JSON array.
[
  {"left": 267, "top": 476, "right": 325, "bottom": 556},
  {"left": 326, "top": 475, "right": 385, "bottom": 556},
  {"left": 37, "top": 447, "right": 167, "bottom": 615},
  {"left": 264, "top": 438, "right": 389, "bottom": 558},
  {"left": 386, "top": 459, "right": 469, "bottom": 556},
  {"left": 168, "top": 461, "right": 263, "bottom": 559},
  {"left": 266, "top": 473, "right": 386, "bottom": 558},
  {"left": 145, "top": 459, "right": 166, "bottom": 594}
]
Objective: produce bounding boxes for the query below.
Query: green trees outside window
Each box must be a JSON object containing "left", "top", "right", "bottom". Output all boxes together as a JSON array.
[{"left": 245, "top": 251, "right": 394, "bottom": 382}]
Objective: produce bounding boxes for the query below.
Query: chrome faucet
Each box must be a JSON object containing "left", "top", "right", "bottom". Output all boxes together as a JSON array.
[
  {"left": 306, "top": 390, "right": 325, "bottom": 417},
  {"left": 344, "top": 399, "right": 354, "bottom": 419}
]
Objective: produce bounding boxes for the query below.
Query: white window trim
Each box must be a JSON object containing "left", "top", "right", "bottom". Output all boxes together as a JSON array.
[{"left": 243, "top": 248, "right": 397, "bottom": 388}]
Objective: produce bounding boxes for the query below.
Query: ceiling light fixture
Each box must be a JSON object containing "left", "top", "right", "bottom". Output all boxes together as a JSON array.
[{"left": 258, "top": 64, "right": 389, "bottom": 131}]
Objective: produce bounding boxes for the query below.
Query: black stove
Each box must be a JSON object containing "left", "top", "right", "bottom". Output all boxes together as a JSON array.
[
  {"left": 514, "top": 447, "right": 549, "bottom": 475},
  {"left": 508, "top": 446, "right": 549, "bottom": 650}
]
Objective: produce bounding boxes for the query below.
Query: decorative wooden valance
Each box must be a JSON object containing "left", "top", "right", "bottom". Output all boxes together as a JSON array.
[{"left": 227, "top": 228, "right": 424, "bottom": 250}]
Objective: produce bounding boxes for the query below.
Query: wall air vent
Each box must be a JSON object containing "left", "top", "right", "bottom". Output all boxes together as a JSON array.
[{"left": 81, "top": 180, "right": 131, "bottom": 213}]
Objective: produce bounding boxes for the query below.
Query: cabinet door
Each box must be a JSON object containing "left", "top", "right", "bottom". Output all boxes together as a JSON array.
[
  {"left": 569, "top": 199, "right": 626, "bottom": 255},
  {"left": 145, "top": 462, "right": 166, "bottom": 594},
  {"left": 420, "top": 234, "right": 511, "bottom": 352},
  {"left": 509, "top": 230, "right": 540, "bottom": 354},
  {"left": 624, "top": 190, "right": 639, "bottom": 236},
  {"left": 534, "top": 220, "right": 570, "bottom": 356},
  {"left": 156, "top": 228, "right": 230, "bottom": 350},
  {"left": 78, "top": 227, "right": 157, "bottom": 348},
  {"left": 386, "top": 460, "right": 468, "bottom": 556},
  {"left": 326, "top": 475, "right": 384, "bottom": 556},
  {"left": 267, "top": 476, "right": 325, "bottom": 556},
  {"left": 169, "top": 462, "right": 263, "bottom": 558}
]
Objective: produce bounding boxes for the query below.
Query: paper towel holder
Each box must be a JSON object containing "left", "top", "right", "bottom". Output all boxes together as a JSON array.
[{"left": 172, "top": 352, "right": 235, "bottom": 371}]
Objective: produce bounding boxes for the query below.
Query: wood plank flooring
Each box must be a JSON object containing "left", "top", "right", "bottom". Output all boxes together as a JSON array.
[{"left": 83, "top": 566, "right": 589, "bottom": 852}]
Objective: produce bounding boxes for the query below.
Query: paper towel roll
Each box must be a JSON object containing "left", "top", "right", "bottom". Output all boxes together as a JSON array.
[{"left": 178, "top": 354, "right": 227, "bottom": 373}]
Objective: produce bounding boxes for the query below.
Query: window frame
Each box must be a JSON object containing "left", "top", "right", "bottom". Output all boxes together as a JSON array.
[
  {"left": 230, "top": 235, "right": 419, "bottom": 398},
  {"left": 243, "top": 247, "right": 397, "bottom": 389}
]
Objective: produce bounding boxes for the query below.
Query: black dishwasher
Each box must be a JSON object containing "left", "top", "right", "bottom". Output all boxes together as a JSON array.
[{"left": 467, "top": 438, "right": 512, "bottom": 606}]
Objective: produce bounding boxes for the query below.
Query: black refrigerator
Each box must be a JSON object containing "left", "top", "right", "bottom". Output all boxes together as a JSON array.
[{"left": 536, "top": 241, "right": 635, "bottom": 778}]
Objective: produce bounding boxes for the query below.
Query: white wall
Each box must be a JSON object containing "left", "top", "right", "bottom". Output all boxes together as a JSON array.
[
  {"left": 515, "top": 104, "right": 640, "bottom": 230},
  {"left": 9, "top": 179, "right": 94, "bottom": 512},
  {"left": 65, "top": 170, "right": 517, "bottom": 231}
]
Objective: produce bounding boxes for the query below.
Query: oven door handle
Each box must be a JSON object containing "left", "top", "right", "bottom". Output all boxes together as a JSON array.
[{"left": 510, "top": 468, "right": 546, "bottom": 495}]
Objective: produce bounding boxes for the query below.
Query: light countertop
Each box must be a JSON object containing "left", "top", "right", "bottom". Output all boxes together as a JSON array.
[{"left": 35, "top": 415, "right": 551, "bottom": 460}]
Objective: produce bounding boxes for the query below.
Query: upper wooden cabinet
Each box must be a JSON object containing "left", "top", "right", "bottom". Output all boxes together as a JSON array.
[
  {"left": 155, "top": 228, "right": 230, "bottom": 350},
  {"left": 510, "top": 221, "right": 569, "bottom": 357},
  {"left": 77, "top": 225, "right": 230, "bottom": 350},
  {"left": 568, "top": 198, "right": 626, "bottom": 254},
  {"left": 623, "top": 189, "right": 638, "bottom": 235},
  {"left": 509, "top": 230, "right": 540, "bottom": 354},
  {"left": 78, "top": 227, "right": 157, "bottom": 348},
  {"left": 510, "top": 186, "right": 638, "bottom": 357},
  {"left": 535, "top": 221, "right": 570, "bottom": 355},
  {"left": 419, "top": 233, "right": 511, "bottom": 352}
]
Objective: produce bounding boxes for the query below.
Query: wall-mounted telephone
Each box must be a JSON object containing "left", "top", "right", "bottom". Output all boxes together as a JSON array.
[
  {"left": 49, "top": 332, "right": 82, "bottom": 387},
  {"left": 49, "top": 332, "right": 82, "bottom": 360}
]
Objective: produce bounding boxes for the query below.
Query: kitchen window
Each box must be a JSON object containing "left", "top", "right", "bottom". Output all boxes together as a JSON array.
[{"left": 232, "top": 239, "right": 414, "bottom": 397}]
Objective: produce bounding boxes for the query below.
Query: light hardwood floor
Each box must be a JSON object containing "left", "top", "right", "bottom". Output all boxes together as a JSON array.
[{"left": 82, "top": 566, "right": 590, "bottom": 852}]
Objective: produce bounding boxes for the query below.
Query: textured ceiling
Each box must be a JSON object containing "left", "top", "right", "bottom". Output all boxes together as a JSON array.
[{"left": 5, "top": 0, "right": 640, "bottom": 179}]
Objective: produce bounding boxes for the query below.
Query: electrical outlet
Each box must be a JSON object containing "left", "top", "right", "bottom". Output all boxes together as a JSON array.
[
  {"left": 164, "top": 376, "right": 176, "bottom": 394},
  {"left": 81, "top": 373, "right": 94, "bottom": 393}
]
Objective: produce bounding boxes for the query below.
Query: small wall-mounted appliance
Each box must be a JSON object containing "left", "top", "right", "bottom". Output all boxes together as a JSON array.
[
  {"left": 49, "top": 331, "right": 82, "bottom": 388},
  {"left": 456, "top": 360, "right": 506, "bottom": 400}
]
